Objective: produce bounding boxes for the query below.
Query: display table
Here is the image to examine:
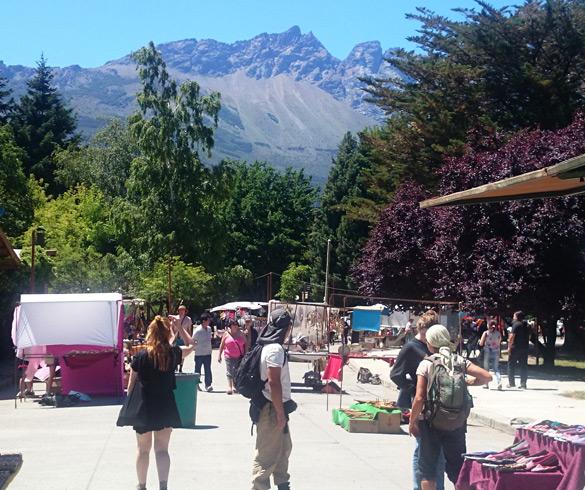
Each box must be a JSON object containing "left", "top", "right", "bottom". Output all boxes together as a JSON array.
[
  {"left": 456, "top": 460, "right": 563, "bottom": 490},
  {"left": 456, "top": 426, "right": 584, "bottom": 490},
  {"left": 515, "top": 427, "right": 585, "bottom": 490}
]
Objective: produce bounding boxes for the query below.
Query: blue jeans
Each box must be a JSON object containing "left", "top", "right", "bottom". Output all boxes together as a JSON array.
[
  {"left": 483, "top": 348, "right": 501, "bottom": 386},
  {"left": 414, "top": 436, "right": 445, "bottom": 490},
  {"left": 195, "top": 355, "right": 213, "bottom": 388}
]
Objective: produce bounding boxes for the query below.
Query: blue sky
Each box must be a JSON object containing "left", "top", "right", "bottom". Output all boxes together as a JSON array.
[{"left": 2, "top": 0, "right": 513, "bottom": 68}]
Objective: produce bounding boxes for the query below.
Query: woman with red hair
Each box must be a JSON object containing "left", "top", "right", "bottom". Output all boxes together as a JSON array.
[{"left": 128, "top": 315, "right": 193, "bottom": 490}]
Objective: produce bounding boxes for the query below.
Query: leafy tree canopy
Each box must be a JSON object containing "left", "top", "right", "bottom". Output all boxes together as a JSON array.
[
  {"left": 139, "top": 257, "right": 213, "bottom": 314},
  {"left": 127, "top": 42, "right": 222, "bottom": 269},
  {"left": 355, "top": 113, "right": 585, "bottom": 329},
  {"left": 0, "top": 125, "right": 33, "bottom": 236},
  {"left": 55, "top": 119, "right": 138, "bottom": 199},
  {"left": 309, "top": 132, "right": 371, "bottom": 296},
  {"left": 359, "top": 0, "right": 585, "bottom": 206},
  {"left": 278, "top": 263, "right": 311, "bottom": 301},
  {"left": 216, "top": 160, "right": 317, "bottom": 277}
]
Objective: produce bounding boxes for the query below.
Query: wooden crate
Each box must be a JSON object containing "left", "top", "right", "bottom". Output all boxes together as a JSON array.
[{"left": 376, "top": 411, "right": 401, "bottom": 434}]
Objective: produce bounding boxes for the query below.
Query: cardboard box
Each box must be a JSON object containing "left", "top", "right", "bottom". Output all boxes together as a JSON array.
[
  {"left": 347, "top": 417, "right": 379, "bottom": 433},
  {"left": 376, "top": 411, "right": 401, "bottom": 434},
  {"left": 332, "top": 408, "right": 402, "bottom": 434}
]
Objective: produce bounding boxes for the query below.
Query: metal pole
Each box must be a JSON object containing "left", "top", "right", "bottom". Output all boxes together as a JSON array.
[
  {"left": 167, "top": 257, "right": 173, "bottom": 314},
  {"left": 323, "top": 239, "right": 331, "bottom": 304},
  {"left": 30, "top": 229, "right": 36, "bottom": 293}
]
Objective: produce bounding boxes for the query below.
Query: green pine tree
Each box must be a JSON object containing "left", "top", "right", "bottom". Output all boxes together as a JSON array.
[
  {"left": 309, "top": 132, "right": 371, "bottom": 296},
  {"left": 0, "top": 76, "right": 14, "bottom": 124},
  {"left": 12, "top": 55, "right": 78, "bottom": 195},
  {"left": 357, "top": 0, "right": 585, "bottom": 206}
]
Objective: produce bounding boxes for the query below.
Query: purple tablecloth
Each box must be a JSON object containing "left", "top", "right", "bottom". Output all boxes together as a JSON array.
[
  {"left": 515, "top": 428, "right": 585, "bottom": 490},
  {"left": 456, "top": 427, "right": 585, "bottom": 490},
  {"left": 456, "top": 460, "right": 563, "bottom": 490}
]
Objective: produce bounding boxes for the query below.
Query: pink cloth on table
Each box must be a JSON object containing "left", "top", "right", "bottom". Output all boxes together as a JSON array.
[
  {"left": 322, "top": 354, "right": 344, "bottom": 381},
  {"left": 515, "top": 428, "right": 585, "bottom": 490},
  {"left": 456, "top": 460, "right": 563, "bottom": 490}
]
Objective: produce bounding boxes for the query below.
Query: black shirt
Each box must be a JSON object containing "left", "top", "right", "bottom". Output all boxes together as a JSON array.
[
  {"left": 391, "top": 338, "right": 430, "bottom": 391},
  {"left": 131, "top": 346, "right": 182, "bottom": 395},
  {"left": 511, "top": 320, "right": 530, "bottom": 349}
]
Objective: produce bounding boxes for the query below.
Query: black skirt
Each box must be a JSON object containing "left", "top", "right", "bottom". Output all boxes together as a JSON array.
[{"left": 133, "top": 391, "right": 182, "bottom": 434}]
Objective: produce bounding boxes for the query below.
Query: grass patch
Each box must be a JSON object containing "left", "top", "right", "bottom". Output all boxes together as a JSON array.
[{"left": 560, "top": 391, "right": 585, "bottom": 400}]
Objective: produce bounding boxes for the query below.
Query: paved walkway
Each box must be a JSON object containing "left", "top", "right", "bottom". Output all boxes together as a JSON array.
[{"left": 1, "top": 353, "right": 513, "bottom": 490}]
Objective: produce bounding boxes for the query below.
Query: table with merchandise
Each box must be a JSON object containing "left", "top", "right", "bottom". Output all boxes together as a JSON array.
[{"left": 456, "top": 420, "right": 585, "bottom": 490}]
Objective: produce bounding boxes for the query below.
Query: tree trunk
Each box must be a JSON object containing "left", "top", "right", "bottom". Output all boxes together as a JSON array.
[{"left": 542, "top": 318, "right": 557, "bottom": 367}]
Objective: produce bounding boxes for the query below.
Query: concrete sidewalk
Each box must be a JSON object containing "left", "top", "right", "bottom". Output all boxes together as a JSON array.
[
  {"left": 1, "top": 353, "right": 513, "bottom": 490},
  {"left": 346, "top": 351, "right": 585, "bottom": 435}
]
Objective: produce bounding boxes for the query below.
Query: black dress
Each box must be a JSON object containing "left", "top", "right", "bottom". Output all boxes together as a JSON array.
[{"left": 131, "top": 346, "right": 183, "bottom": 434}]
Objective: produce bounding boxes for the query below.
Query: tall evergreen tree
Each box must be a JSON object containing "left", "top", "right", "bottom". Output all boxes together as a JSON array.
[
  {"left": 356, "top": 0, "right": 585, "bottom": 211},
  {"left": 12, "top": 56, "right": 78, "bottom": 195},
  {"left": 0, "top": 76, "right": 14, "bottom": 123},
  {"left": 309, "top": 133, "right": 371, "bottom": 296}
]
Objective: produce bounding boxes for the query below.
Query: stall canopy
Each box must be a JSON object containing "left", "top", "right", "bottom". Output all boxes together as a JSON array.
[
  {"left": 351, "top": 304, "right": 390, "bottom": 332},
  {"left": 420, "top": 153, "right": 585, "bottom": 209},
  {"left": 210, "top": 301, "right": 266, "bottom": 312},
  {"left": 13, "top": 293, "right": 122, "bottom": 349}
]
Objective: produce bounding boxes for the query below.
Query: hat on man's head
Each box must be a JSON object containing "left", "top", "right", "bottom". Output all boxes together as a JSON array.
[
  {"left": 270, "top": 308, "right": 292, "bottom": 329},
  {"left": 258, "top": 308, "right": 293, "bottom": 345},
  {"left": 426, "top": 324, "right": 453, "bottom": 349}
]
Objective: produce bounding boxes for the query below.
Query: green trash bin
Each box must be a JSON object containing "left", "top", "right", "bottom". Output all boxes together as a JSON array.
[{"left": 173, "top": 373, "right": 200, "bottom": 428}]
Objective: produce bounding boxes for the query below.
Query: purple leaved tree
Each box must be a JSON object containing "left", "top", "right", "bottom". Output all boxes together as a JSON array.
[{"left": 354, "top": 114, "right": 585, "bottom": 361}]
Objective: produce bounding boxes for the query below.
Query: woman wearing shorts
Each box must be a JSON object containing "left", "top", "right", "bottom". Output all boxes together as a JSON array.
[{"left": 218, "top": 320, "right": 247, "bottom": 395}]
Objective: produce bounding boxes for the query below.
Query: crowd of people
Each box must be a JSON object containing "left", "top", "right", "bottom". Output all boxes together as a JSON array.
[
  {"left": 117, "top": 306, "right": 292, "bottom": 490},
  {"left": 116, "top": 302, "right": 543, "bottom": 490}
]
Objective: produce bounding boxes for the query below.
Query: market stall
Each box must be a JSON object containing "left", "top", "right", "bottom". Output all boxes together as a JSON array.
[
  {"left": 12, "top": 293, "right": 124, "bottom": 397},
  {"left": 457, "top": 420, "right": 585, "bottom": 490}
]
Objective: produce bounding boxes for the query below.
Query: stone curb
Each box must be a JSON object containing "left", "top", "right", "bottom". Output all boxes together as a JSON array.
[{"left": 468, "top": 410, "right": 517, "bottom": 436}]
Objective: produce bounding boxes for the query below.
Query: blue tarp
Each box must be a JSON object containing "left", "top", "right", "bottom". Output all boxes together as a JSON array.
[{"left": 351, "top": 310, "right": 382, "bottom": 332}]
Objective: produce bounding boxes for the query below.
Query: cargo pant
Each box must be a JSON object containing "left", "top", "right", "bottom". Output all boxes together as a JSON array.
[{"left": 251, "top": 403, "right": 292, "bottom": 489}]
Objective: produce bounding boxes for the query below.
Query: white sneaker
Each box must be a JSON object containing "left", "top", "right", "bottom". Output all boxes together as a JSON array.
[{"left": 206, "top": 386, "right": 213, "bottom": 392}]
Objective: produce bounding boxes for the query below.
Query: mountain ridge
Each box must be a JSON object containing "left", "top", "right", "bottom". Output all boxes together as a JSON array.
[{"left": 0, "top": 26, "right": 401, "bottom": 181}]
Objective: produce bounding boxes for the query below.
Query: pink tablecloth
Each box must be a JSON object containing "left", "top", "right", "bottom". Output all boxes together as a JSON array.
[
  {"left": 456, "top": 460, "right": 563, "bottom": 490},
  {"left": 456, "top": 427, "right": 585, "bottom": 490},
  {"left": 515, "top": 428, "right": 585, "bottom": 490}
]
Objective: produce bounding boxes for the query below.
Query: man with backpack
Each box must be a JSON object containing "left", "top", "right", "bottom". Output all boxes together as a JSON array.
[
  {"left": 236, "top": 307, "right": 295, "bottom": 490},
  {"left": 409, "top": 324, "right": 491, "bottom": 489},
  {"left": 391, "top": 310, "right": 445, "bottom": 490}
]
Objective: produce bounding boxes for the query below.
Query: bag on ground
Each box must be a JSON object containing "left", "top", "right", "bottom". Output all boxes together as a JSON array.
[{"left": 424, "top": 351, "right": 472, "bottom": 431}]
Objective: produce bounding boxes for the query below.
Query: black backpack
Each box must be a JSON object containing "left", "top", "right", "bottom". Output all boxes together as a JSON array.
[{"left": 235, "top": 343, "right": 265, "bottom": 399}]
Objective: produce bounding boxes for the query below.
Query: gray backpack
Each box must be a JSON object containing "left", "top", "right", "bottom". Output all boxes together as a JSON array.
[{"left": 424, "top": 352, "right": 472, "bottom": 431}]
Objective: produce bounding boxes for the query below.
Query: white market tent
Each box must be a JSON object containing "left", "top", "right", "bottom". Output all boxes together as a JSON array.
[
  {"left": 209, "top": 301, "right": 266, "bottom": 313},
  {"left": 13, "top": 293, "right": 122, "bottom": 349}
]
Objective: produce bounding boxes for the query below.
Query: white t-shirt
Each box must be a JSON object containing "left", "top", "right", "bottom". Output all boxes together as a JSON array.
[
  {"left": 260, "top": 343, "right": 291, "bottom": 402},
  {"left": 416, "top": 356, "right": 472, "bottom": 379}
]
